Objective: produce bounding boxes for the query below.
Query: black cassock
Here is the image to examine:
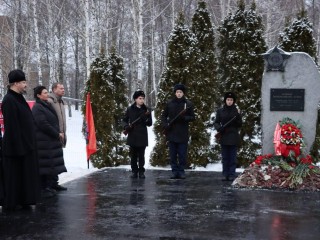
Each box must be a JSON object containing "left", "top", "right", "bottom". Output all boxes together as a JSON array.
[
  {"left": 1, "top": 89, "right": 40, "bottom": 209},
  {"left": 0, "top": 130, "right": 3, "bottom": 205}
]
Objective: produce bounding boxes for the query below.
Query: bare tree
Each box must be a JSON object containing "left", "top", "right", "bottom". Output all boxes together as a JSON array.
[
  {"left": 83, "top": 0, "right": 90, "bottom": 80},
  {"left": 0, "top": 0, "right": 319, "bottom": 102},
  {"left": 31, "top": 0, "right": 42, "bottom": 84},
  {"left": 44, "top": 0, "right": 57, "bottom": 87}
]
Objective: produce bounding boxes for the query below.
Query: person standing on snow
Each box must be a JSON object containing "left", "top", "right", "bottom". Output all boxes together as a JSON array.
[
  {"left": 47, "top": 82, "right": 68, "bottom": 191},
  {"left": 161, "top": 84, "right": 195, "bottom": 179},
  {"left": 214, "top": 92, "right": 242, "bottom": 181},
  {"left": 123, "top": 90, "right": 152, "bottom": 179},
  {"left": 0, "top": 127, "right": 4, "bottom": 206},
  {"left": 1, "top": 69, "right": 40, "bottom": 211},
  {"left": 32, "top": 86, "right": 67, "bottom": 198}
]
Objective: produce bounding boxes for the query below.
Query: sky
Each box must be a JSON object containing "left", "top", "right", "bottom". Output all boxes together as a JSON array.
[{"left": 59, "top": 107, "right": 228, "bottom": 184}]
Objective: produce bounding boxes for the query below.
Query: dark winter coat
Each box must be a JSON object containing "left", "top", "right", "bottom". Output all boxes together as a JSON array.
[
  {"left": 0, "top": 130, "right": 3, "bottom": 205},
  {"left": 122, "top": 104, "right": 152, "bottom": 147},
  {"left": 1, "top": 89, "right": 40, "bottom": 208},
  {"left": 2, "top": 89, "right": 37, "bottom": 156},
  {"left": 161, "top": 97, "right": 195, "bottom": 143},
  {"left": 32, "top": 99, "right": 67, "bottom": 176},
  {"left": 214, "top": 104, "right": 242, "bottom": 146}
]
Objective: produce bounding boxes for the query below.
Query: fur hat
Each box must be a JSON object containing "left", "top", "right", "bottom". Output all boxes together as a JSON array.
[
  {"left": 173, "top": 83, "right": 186, "bottom": 93},
  {"left": 8, "top": 69, "right": 26, "bottom": 83},
  {"left": 224, "top": 92, "right": 236, "bottom": 103},
  {"left": 133, "top": 90, "right": 145, "bottom": 100}
]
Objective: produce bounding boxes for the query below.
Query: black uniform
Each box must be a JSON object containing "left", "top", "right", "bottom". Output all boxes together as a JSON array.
[
  {"left": 162, "top": 96, "right": 195, "bottom": 178},
  {"left": 214, "top": 105, "right": 242, "bottom": 146},
  {"left": 162, "top": 97, "right": 195, "bottom": 143},
  {"left": 123, "top": 103, "right": 152, "bottom": 176},
  {"left": 214, "top": 104, "right": 242, "bottom": 179}
]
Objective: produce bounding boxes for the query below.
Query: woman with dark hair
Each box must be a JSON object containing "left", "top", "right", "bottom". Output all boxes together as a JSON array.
[
  {"left": 214, "top": 92, "right": 242, "bottom": 181},
  {"left": 32, "top": 86, "right": 67, "bottom": 197}
]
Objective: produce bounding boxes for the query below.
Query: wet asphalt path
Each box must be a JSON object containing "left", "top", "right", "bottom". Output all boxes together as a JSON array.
[{"left": 1, "top": 169, "right": 320, "bottom": 240}]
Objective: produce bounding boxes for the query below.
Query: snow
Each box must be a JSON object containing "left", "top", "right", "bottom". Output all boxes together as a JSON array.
[{"left": 59, "top": 107, "right": 242, "bottom": 184}]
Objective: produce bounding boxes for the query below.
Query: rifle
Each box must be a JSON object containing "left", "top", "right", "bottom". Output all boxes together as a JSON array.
[
  {"left": 123, "top": 109, "right": 151, "bottom": 135},
  {"left": 214, "top": 115, "right": 237, "bottom": 141},
  {"left": 162, "top": 103, "right": 189, "bottom": 135}
]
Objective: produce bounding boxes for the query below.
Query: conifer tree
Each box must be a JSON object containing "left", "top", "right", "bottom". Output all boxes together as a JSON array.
[
  {"left": 107, "top": 47, "right": 130, "bottom": 163},
  {"left": 190, "top": 1, "right": 218, "bottom": 165},
  {"left": 279, "top": 10, "right": 317, "bottom": 63},
  {"left": 83, "top": 50, "right": 129, "bottom": 168},
  {"left": 217, "top": 0, "right": 267, "bottom": 166},
  {"left": 279, "top": 10, "right": 319, "bottom": 159},
  {"left": 150, "top": 13, "right": 197, "bottom": 166}
]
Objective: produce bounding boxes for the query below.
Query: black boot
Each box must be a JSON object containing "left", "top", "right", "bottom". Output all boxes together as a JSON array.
[
  {"left": 42, "top": 188, "right": 57, "bottom": 198},
  {"left": 228, "top": 176, "right": 235, "bottom": 181},
  {"left": 130, "top": 172, "right": 138, "bottom": 178},
  {"left": 52, "top": 185, "right": 68, "bottom": 191},
  {"left": 222, "top": 176, "right": 229, "bottom": 181},
  {"left": 139, "top": 172, "right": 145, "bottom": 179},
  {"left": 170, "top": 174, "right": 180, "bottom": 179}
]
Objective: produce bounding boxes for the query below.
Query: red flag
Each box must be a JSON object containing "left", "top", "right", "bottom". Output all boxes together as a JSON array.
[{"left": 86, "top": 93, "right": 97, "bottom": 162}]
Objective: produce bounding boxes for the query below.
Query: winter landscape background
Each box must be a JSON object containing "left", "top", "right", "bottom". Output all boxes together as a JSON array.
[{"left": 1, "top": 0, "right": 319, "bottom": 170}]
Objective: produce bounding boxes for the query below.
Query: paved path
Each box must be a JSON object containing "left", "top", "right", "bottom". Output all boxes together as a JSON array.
[{"left": 1, "top": 169, "right": 320, "bottom": 239}]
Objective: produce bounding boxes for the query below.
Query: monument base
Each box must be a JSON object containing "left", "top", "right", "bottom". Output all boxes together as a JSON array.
[{"left": 232, "top": 163, "right": 320, "bottom": 192}]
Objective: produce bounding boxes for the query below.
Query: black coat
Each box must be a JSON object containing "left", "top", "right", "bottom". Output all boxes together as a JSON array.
[
  {"left": 214, "top": 104, "right": 242, "bottom": 146},
  {"left": 2, "top": 89, "right": 37, "bottom": 156},
  {"left": 161, "top": 97, "right": 195, "bottom": 143},
  {"left": 1, "top": 89, "right": 40, "bottom": 208},
  {"left": 32, "top": 99, "right": 67, "bottom": 175},
  {"left": 0, "top": 130, "right": 3, "bottom": 205},
  {"left": 123, "top": 104, "right": 152, "bottom": 147}
]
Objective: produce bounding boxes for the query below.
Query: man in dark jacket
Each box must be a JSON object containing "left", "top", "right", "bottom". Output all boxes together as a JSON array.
[
  {"left": 214, "top": 92, "right": 242, "bottom": 181},
  {"left": 162, "top": 84, "right": 195, "bottom": 179},
  {"left": 1, "top": 69, "right": 40, "bottom": 211},
  {"left": 123, "top": 90, "right": 152, "bottom": 179}
]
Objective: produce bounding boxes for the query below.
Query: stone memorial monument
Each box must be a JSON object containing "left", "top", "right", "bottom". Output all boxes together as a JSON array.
[{"left": 261, "top": 46, "right": 320, "bottom": 154}]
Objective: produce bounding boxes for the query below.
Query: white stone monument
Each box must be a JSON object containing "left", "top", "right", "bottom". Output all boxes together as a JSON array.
[{"left": 261, "top": 46, "right": 320, "bottom": 154}]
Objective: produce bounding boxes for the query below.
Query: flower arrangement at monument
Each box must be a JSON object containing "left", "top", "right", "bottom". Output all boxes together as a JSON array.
[
  {"left": 278, "top": 117, "right": 304, "bottom": 158},
  {"left": 233, "top": 117, "right": 320, "bottom": 191}
]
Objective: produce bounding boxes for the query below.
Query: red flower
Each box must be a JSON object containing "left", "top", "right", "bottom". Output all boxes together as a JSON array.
[
  {"left": 289, "top": 162, "right": 296, "bottom": 167},
  {"left": 300, "top": 155, "right": 313, "bottom": 165},
  {"left": 279, "top": 122, "right": 303, "bottom": 150},
  {"left": 253, "top": 154, "right": 274, "bottom": 165}
]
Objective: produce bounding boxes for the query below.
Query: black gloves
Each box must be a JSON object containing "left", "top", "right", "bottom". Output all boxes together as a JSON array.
[
  {"left": 124, "top": 125, "right": 132, "bottom": 132},
  {"left": 141, "top": 114, "right": 149, "bottom": 122},
  {"left": 218, "top": 126, "right": 225, "bottom": 133},
  {"left": 162, "top": 123, "right": 169, "bottom": 130}
]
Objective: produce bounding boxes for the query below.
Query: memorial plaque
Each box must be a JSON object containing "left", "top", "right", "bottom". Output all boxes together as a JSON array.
[{"left": 270, "top": 89, "right": 304, "bottom": 111}]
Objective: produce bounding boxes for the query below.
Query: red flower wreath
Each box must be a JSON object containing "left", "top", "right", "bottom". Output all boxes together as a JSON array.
[{"left": 278, "top": 118, "right": 304, "bottom": 158}]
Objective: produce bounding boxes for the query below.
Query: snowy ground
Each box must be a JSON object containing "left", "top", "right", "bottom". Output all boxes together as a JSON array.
[{"left": 59, "top": 107, "right": 240, "bottom": 184}]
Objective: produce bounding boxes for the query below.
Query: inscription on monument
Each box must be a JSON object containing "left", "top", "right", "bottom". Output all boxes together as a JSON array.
[{"left": 270, "top": 89, "right": 304, "bottom": 111}]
